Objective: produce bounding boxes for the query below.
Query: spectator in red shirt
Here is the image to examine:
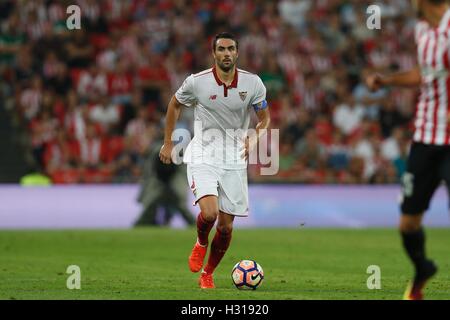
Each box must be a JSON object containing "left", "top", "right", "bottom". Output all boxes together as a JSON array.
[
  {"left": 77, "top": 63, "right": 108, "bottom": 102},
  {"left": 44, "top": 128, "right": 77, "bottom": 174},
  {"left": 137, "top": 53, "right": 170, "bottom": 105},
  {"left": 75, "top": 123, "right": 108, "bottom": 170},
  {"left": 108, "top": 59, "right": 133, "bottom": 105}
]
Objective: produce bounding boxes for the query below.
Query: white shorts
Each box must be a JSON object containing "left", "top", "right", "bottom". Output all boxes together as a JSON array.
[{"left": 187, "top": 164, "right": 249, "bottom": 216}]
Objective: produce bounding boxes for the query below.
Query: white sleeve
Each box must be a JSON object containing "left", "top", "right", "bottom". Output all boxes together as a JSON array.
[
  {"left": 175, "top": 74, "right": 196, "bottom": 107},
  {"left": 250, "top": 75, "right": 267, "bottom": 111}
]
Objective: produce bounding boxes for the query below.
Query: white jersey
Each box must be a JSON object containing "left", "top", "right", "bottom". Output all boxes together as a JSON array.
[
  {"left": 175, "top": 67, "right": 267, "bottom": 169},
  {"left": 414, "top": 9, "right": 450, "bottom": 145}
]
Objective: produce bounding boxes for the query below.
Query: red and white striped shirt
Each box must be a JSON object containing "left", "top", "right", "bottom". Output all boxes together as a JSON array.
[{"left": 414, "top": 9, "right": 450, "bottom": 145}]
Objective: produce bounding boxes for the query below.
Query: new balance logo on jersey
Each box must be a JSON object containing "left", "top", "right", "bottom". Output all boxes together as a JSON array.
[{"left": 209, "top": 95, "right": 217, "bottom": 100}]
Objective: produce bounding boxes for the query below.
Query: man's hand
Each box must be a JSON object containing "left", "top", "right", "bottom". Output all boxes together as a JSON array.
[
  {"left": 159, "top": 142, "right": 174, "bottom": 164},
  {"left": 366, "top": 67, "right": 421, "bottom": 91},
  {"left": 365, "top": 73, "right": 384, "bottom": 92},
  {"left": 160, "top": 96, "right": 183, "bottom": 164}
]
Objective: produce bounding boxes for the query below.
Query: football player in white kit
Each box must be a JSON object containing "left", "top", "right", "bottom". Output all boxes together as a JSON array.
[{"left": 159, "top": 32, "right": 271, "bottom": 288}]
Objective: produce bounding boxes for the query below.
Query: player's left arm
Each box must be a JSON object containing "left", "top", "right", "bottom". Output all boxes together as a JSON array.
[
  {"left": 255, "top": 107, "right": 271, "bottom": 140},
  {"left": 244, "top": 76, "right": 270, "bottom": 160},
  {"left": 245, "top": 106, "right": 271, "bottom": 160}
]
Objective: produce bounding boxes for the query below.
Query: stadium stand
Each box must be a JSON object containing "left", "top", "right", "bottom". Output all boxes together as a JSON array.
[{"left": 0, "top": 0, "right": 417, "bottom": 184}]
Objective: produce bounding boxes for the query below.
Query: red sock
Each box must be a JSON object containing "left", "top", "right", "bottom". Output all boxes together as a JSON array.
[
  {"left": 196, "top": 213, "right": 215, "bottom": 246},
  {"left": 204, "top": 229, "right": 232, "bottom": 274}
]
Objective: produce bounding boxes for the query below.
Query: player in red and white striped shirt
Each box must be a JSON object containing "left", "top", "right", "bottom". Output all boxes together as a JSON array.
[{"left": 366, "top": 0, "right": 450, "bottom": 300}]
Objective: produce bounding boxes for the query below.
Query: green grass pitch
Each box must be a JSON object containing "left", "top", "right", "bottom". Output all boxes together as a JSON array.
[{"left": 0, "top": 228, "right": 448, "bottom": 300}]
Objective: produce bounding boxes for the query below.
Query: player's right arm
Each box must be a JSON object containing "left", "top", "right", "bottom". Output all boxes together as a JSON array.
[
  {"left": 159, "top": 95, "right": 183, "bottom": 164},
  {"left": 366, "top": 66, "right": 422, "bottom": 91},
  {"left": 159, "top": 75, "right": 196, "bottom": 164}
]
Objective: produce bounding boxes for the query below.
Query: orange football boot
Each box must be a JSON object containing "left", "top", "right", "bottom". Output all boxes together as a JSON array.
[
  {"left": 199, "top": 271, "right": 215, "bottom": 289},
  {"left": 188, "top": 241, "right": 207, "bottom": 273}
]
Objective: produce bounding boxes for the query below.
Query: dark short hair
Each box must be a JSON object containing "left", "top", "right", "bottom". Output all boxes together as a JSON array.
[{"left": 212, "top": 32, "right": 238, "bottom": 52}]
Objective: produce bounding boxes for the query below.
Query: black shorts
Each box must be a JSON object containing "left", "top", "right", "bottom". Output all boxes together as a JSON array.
[{"left": 400, "top": 142, "right": 450, "bottom": 215}]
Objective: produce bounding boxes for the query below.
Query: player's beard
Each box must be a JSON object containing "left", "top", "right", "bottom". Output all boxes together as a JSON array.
[{"left": 217, "top": 58, "right": 236, "bottom": 73}]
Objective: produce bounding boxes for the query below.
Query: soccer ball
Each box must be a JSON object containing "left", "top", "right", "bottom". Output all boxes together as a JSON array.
[{"left": 231, "top": 260, "right": 264, "bottom": 290}]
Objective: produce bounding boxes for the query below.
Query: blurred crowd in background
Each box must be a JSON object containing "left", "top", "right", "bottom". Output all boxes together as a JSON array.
[{"left": 0, "top": 0, "right": 418, "bottom": 184}]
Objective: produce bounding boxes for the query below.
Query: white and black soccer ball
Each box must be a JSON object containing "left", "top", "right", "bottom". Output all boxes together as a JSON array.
[{"left": 231, "top": 260, "right": 264, "bottom": 290}]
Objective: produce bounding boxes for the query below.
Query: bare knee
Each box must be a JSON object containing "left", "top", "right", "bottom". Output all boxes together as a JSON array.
[
  {"left": 202, "top": 209, "right": 219, "bottom": 222},
  {"left": 400, "top": 214, "right": 423, "bottom": 232},
  {"left": 198, "top": 196, "right": 219, "bottom": 222},
  {"left": 216, "top": 223, "right": 233, "bottom": 235}
]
